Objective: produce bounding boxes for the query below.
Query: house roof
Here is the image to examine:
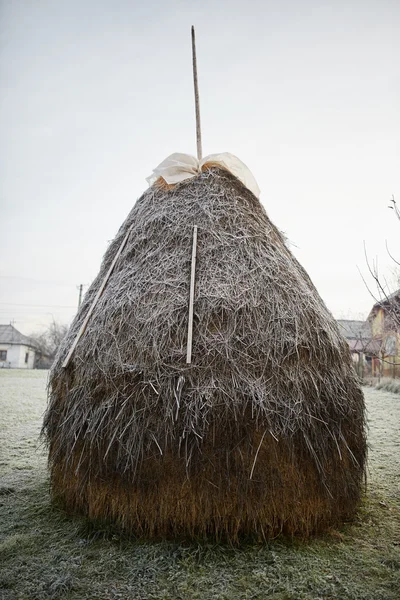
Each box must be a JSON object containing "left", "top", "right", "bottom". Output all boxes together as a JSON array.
[
  {"left": 369, "top": 289, "right": 400, "bottom": 313},
  {"left": 0, "top": 324, "right": 36, "bottom": 348},
  {"left": 346, "top": 337, "right": 381, "bottom": 354},
  {"left": 337, "top": 319, "right": 380, "bottom": 354},
  {"left": 367, "top": 289, "right": 400, "bottom": 329},
  {"left": 337, "top": 320, "right": 372, "bottom": 340}
]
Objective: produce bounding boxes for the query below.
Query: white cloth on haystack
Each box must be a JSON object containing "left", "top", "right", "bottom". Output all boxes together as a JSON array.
[{"left": 146, "top": 152, "right": 260, "bottom": 199}]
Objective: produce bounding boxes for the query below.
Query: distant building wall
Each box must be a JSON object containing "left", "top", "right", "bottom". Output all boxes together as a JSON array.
[
  {"left": 369, "top": 308, "right": 400, "bottom": 378},
  {"left": 381, "top": 332, "right": 400, "bottom": 378},
  {"left": 371, "top": 308, "right": 385, "bottom": 338},
  {"left": 0, "top": 344, "right": 35, "bottom": 369}
]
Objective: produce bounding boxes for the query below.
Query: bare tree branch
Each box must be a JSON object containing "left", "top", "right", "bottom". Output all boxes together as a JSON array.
[{"left": 30, "top": 319, "right": 68, "bottom": 368}]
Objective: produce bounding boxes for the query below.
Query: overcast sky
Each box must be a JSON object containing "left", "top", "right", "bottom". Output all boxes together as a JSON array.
[{"left": 0, "top": 0, "right": 399, "bottom": 334}]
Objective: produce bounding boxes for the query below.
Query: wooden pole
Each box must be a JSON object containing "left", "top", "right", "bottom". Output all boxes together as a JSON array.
[
  {"left": 186, "top": 225, "right": 198, "bottom": 364},
  {"left": 62, "top": 226, "right": 133, "bottom": 369},
  {"left": 191, "top": 26, "right": 202, "bottom": 161}
]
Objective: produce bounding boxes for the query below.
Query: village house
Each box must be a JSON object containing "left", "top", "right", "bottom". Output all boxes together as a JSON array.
[
  {"left": 337, "top": 291, "right": 400, "bottom": 379},
  {"left": 0, "top": 324, "right": 36, "bottom": 369},
  {"left": 367, "top": 291, "right": 400, "bottom": 378}
]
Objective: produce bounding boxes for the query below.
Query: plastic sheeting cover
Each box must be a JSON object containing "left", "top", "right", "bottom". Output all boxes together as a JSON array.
[{"left": 146, "top": 152, "right": 260, "bottom": 199}]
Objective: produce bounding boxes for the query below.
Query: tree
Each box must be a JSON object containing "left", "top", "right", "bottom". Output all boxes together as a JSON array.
[
  {"left": 361, "top": 195, "right": 400, "bottom": 378},
  {"left": 363, "top": 195, "right": 400, "bottom": 328},
  {"left": 30, "top": 320, "right": 68, "bottom": 368}
]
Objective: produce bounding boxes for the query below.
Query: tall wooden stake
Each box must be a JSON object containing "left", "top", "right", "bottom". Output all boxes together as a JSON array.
[
  {"left": 186, "top": 225, "right": 198, "bottom": 364},
  {"left": 191, "top": 26, "right": 202, "bottom": 161}
]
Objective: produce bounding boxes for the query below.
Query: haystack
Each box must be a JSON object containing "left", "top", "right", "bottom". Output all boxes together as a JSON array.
[{"left": 43, "top": 164, "right": 366, "bottom": 541}]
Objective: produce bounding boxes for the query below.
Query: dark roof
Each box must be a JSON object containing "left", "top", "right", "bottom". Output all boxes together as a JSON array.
[
  {"left": 367, "top": 290, "right": 400, "bottom": 328},
  {"left": 337, "top": 320, "right": 380, "bottom": 354},
  {"left": 346, "top": 337, "right": 381, "bottom": 354},
  {"left": 337, "top": 320, "right": 371, "bottom": 340},
  {"left": 0, "top": 324, "right": 36, "bottom": 347},
  {"left": 371, "top": 289, "right": 400, "bottom": 311}
]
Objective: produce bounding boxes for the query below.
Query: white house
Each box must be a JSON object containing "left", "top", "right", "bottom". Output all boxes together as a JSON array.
[{"left": 0, "top": 324, "right": 36, "bottom": 369}]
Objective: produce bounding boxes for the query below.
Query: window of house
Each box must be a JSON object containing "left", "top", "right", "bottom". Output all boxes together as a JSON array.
[
  {"left": 25, "top": 352, "right": 29, "bottom": 363},
  {"left": 0, "top": 350, "right": 7, "bottom": 361}
]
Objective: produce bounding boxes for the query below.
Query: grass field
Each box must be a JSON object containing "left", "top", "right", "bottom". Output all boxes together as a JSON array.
[{"left": 0, "top": 369, "right": 399, "bottom": 600}]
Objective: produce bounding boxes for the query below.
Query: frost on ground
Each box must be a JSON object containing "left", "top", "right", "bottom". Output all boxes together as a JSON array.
[
  {"left": 365, "top": 385, "right": 400, "bottom": 505},
  {"left": 0, "top": 370, "right": 48, "bottom": 493},
  {"left": 0, "top": 370, "right": 399, "bottom": 600}
]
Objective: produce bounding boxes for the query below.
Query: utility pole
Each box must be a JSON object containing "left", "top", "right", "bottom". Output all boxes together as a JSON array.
[{"left": 78, "top": 284, "right": 83, "bottom": 308}]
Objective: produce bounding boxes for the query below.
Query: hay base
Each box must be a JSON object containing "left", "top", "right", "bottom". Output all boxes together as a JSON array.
[{"left": 50, "top": 429, "right": 363, "bottom": 543}]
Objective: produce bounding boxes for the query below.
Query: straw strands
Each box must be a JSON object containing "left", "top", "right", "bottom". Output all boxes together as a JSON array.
[{"left": 43, "top": 166, "right": 366, "bottom": 542}]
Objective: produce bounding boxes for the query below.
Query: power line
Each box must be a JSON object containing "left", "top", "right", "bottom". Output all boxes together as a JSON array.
[
  {"left": 0, "top": 275, "right": 76, "bottom": 286},
  {"left": 0, "top": 311, "right": 74, "bottom": 315},
  {"left": 0, "top": 302, "right": 77, "bottom": 308}
]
